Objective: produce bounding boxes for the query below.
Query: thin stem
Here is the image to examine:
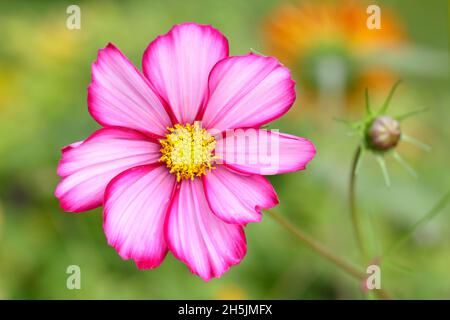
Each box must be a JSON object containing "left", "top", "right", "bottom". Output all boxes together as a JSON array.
[
  {"left": 355, "top": 145, "right": 365, "bottom": 175},
  {"left": 349, "top": 145, "right": 369, "bottom": 260},
  {"left": 268, "top": 210, "right": 392, "bottom": 299},
  {"left": 269, "top": 210, "right": 365, "bottom": 279}
]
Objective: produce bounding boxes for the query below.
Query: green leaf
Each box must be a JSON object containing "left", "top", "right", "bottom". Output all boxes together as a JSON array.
[
  {"left": 379, "top": 79, "right": 402, "bottom": 115},
  {"left": 392, "top": 151, "right": 418, "bottom": 178},
  {"left": 376, "top": 156, "right": 391, "bottom": 187},
  {"left": 395, "top": 107, "right": 429, "bottom": 121},
  {"left": 402, "top": 134, "right": 431, "bottom": 152},
  {"left": 383, "top": 191, "right": 450, "bottom": 258}
]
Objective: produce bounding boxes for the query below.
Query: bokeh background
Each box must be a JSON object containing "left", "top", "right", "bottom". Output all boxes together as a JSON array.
[{"left": 0, "top": 0, "right": 448, "bottom": 299}]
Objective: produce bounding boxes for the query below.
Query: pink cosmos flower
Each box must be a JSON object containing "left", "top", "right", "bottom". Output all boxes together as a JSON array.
[{"left": 55, "top": 23, "right": 316, "bottom": 281}]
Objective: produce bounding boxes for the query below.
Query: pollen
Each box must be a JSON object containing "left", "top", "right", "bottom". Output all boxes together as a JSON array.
[{"left": 159, "top": 122, "right": 216, "bottom": 181}]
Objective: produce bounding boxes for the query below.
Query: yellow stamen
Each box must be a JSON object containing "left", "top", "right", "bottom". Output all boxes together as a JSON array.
[{"left": 159, "top": 122, "right": 216, "bottom": 182}]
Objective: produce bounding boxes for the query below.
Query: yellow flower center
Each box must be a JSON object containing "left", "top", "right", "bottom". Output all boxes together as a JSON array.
[{"left": 159, "top": 122, "right": 216, "bottom": 181}]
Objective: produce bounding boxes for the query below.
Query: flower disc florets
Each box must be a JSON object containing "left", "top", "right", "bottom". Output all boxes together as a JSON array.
[{"left": 160, "top": 122, "right": 216, "bottom": 181}]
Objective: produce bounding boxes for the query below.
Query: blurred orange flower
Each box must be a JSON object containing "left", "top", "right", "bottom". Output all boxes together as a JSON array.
[{"left": 264, "top": 0, "right": 406, "bottom": 113}]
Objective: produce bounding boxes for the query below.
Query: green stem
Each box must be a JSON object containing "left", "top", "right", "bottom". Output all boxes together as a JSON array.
[
  {"left": 349, "top": 145, "right": 369, "bottom": 261},
  {"left": 268, "top": 210, "right": 392, "bottom": 299},
  {"left": 269, "top": 210, "right": 365, "bottom": 279}
]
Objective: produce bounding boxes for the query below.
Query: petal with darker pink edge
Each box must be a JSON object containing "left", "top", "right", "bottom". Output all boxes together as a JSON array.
[
  {"left": 55, "top": 127, "right": 161, "bottom": 212},
  {"left": 203, "top": 166, "right": 278, "bottom": 224},
  {"left": 201, "top": 54, "right": 295, "bottom": 131},
  {"left": 215, "top": 129, "right": 316, "bottom": 175},
  {"left": 104, "top": 165, "right": 176, "bottom": 269},
  {"left": 88, "top": 43, "right": 171, "bottom": 137},
  {"left": 142, "top": 23, "right": 229, "bottom": 124},
  {"left": 165, "top": 179, "right": 246, "bottom": 281}
]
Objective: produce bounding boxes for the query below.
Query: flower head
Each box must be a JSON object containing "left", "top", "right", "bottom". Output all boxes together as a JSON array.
[
  {"left": 55, "top": 23, "right": 316, "bottom": 280},
  {"left": 343, "top": 81, "right": 429, "bottom": 186},
  {"left": 159, "top": 122, "right": 216, "bottom": 181}
]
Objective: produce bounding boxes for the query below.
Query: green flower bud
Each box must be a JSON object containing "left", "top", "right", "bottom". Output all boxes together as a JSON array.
[{"left": 367, "top": 116, "right": 401, "bottom": 151}]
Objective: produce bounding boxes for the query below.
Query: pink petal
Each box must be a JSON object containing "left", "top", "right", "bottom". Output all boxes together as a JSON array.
[
  {"left": 104, "top": 165, "right": 176, "bottom": 269},
  {"left": 165, "top": 179, "right": 246, "bottom": 281},
  {"left": 201, "top": 54, "right": 295, "bottom": 131},
  {"left": 88, "top": 43, "right": 171, "bottom": 138},
  {"left": 215, "top": 129, "right": 316, "bottom": 175},
  {"left": 142, "top": 23, "right": 229, "bottom": 124},
  {"left": 55, "top": 127, "right": 161, "bottom": 212},
  {"left": 203, "top": 166, "right": 278, "bottom": 224}
]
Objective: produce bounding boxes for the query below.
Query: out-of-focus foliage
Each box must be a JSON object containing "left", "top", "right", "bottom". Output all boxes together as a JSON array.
[{"left": 0, "top": 0, "right": 448, "bottom": 299}]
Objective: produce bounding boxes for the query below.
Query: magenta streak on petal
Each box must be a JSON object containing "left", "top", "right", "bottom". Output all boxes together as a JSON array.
[
  {"left": 202, "top": 166, "right": 278, "bottom": 225},
  {"left": 215, "top": 128, "right": 316, "bottom": 175},
  {"left": 88, "top": 43, "right": 171, "bottom": 138},
  {"left": 55, "top": 127, "right": 161, "bottom": 213},
  {"left": 103, "top": 165, "right": 176, "bottom": 269},
  {"left": 164, "top": 179, "right": 246, "bottom": 281},
  {"left": 201, "top": 53, "right": 296, "bottom": 132},
  {"left": 54, "top": 22, "right": 317, "bottom": 282},
  {"left": 142, "top": 23, "right": 229, "bottom": 125}
]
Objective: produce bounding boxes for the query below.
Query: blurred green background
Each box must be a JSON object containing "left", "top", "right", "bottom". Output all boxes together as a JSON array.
[{"left": 0, "top": 0, "right": 448, "bottom": 299}]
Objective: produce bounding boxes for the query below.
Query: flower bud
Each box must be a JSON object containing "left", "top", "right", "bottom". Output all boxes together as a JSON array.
[{"left": 367, "top": 116, "right": 401, "bottom": 151}]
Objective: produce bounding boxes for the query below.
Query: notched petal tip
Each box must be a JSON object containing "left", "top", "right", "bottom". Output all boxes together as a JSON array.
[
  {"left": 202, "top": 53, "right": 296, "bottom": 131},
  {"left": 298, "top": 137, "right": 317, "bottom": 170},
  {"left": 165, "top": 179, "right": 247, "bottom": 281},
  {"left": 142, "top": 22, "right": 229, "bottom": 124},
  {"left": 215, "top": 130, "right": 316, "bottom": 175},
  {"left": 55, "top": 128, "right": 161, "bottom": 213},
  {"left": 203, "top": 167, "right": 279, "bottom": 225},
  {"left": 103, "top": 165, "right": 175, "bottom": 272},
  {"left": 88, "top": 42, "right": 171, "bottom": 136}
]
